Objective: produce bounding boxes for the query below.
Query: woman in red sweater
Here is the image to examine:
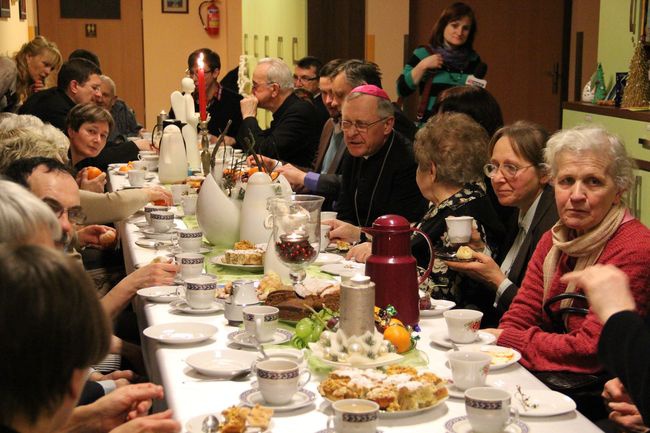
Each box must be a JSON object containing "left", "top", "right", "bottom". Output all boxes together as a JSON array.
[{"left": 485, "top": 125, "right": 650, "bottom": 374}]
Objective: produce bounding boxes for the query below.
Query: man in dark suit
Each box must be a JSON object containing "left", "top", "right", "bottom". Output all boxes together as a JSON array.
[
  {"left": 335, "top": 85, "right": 427, "bottom": 225},
  {"left": 293, "top": 56, "right": 329, "bottom": 131},
  {"left": 267, "top": 59, "right": 344, "bottom": 209},
  {"left": 238, "top": 57, "right": 319, "bottom": 168},
  {"left": 20, "top": 58, "right": 102, "bottom": 131}
]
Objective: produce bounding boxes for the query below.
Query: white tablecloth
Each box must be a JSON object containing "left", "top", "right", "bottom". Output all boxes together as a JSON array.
[{"left": 110, "top": 170, "right": 603, "bottom": 433}]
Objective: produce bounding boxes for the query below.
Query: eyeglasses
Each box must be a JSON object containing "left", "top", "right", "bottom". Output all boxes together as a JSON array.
[
  {"left": 293, "top": 74, "right": 318, "bottom": 82},
  {"left": 340, "top": 117, "right": 389, "bottom": 134},
  {"left": 483, "top": 163, "right": 534, "bottom": 179},
  {"left": 252, "top": 81, "right": 277, "bottom": 91},
  {"left": 185, "top": 68, "right": 213, "bottom": 77},
  {"left": 42, "top": 198, "right": 87, "bottom": 224}
]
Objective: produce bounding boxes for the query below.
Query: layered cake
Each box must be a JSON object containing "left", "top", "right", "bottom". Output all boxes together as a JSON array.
[
  {"left": 223, "top": 240, "right": 263, "bottom": 265},
  {"left": 319, "top": 365, "right": 448, "bottom": 412}
]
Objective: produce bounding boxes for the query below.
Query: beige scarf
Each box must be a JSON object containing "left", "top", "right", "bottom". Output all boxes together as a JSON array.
[{"left": 542, "top": 204, "right": 626, "bottom": 310}]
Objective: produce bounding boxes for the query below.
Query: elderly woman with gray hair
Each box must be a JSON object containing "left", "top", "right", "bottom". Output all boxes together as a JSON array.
[{"left": 486, "top": 126, "right": 650, "bottom": 395}]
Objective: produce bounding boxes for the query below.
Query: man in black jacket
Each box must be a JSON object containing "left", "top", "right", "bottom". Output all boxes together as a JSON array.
[
  {"left": 335, "top": 85, "right": 427, "bottom": 226},
  {"left": 20, "top": 58, "right": 102, "bottom": 131},
  {"left": 238, "top": 57, "right": 319, "bottom": 168}
]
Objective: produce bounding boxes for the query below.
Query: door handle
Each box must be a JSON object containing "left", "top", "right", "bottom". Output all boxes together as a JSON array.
[
  {"left": 254, "top": 35, "right": 259, "bottom": 58},
  {"left": 244, "top": 34, "right": 248, "bottom": 55},
  {"left": 546, "top": 62, "right": 560, "bottom": 94},
  {"left": 292, "top": 37, "right": 298, "bottom": 64},
  {"left": 277, "top": 36, "right": 284, "bottom": 60},
  {"left": 639, "top": 138, "right": 650, "bottom": 149}
]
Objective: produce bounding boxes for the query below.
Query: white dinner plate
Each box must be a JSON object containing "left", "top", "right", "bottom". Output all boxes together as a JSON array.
[
  {"left": 313, "top": 252, "right": 344, "bottom": 266},
  {"left": 185, "top": 413, "right": 272, "bottom": 433},
  {"left": 240, "top": 388, "right": 316, "bottom": 412},
  {"left": 170, "top": 299, "right": 223, "bottom": 314},
  {"left": 210, "top": 255, "right": 264, "bottom": 271},
  {"left": 310, "top": 351, "right": 403, "bottom": 369},
  {"left": 134, "top": 221, "right": 150, "bottom": 229},
  {"left": 143, "top": 322, "right": 217, "bottom": 345},
  {"left": 429, "top": 330, "right": 496, "bottom": 349},
  {"left": 512, "top": 389, "right": 577, "bottom": 417},
  {"left": 445, "top": 416, "right": 528, "bottom": 433},
  {"left": 228, "top": 329, "right": 293, "bottom": 347},
  {"left": 136, "top": 285, "right": 181, "bottom": 303},
  {"left": 420, "top": 299, "right": 456, "bottom": 317},
  {"left": 320, "top": 261, "right": 365, "bottom": 277},
  {"left": 185, "top": 348, "right": 257, "bottom": 378},
  {"left": 447, "top": 345, "right": 521, "bottom": 370}
]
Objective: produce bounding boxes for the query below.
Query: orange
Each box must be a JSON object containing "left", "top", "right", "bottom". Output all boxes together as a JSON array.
[
  {"left": 383, "top": 324, "right": 411, "bottom": 353},
  {"left": 86, "top": 167, "right": 102, "bottom": 180},
  {"left": 388, "top": 318, "right": 403, "bottom": 327},
  {"left": 119, "top": 165, "right": 131, "bottom": 173}
]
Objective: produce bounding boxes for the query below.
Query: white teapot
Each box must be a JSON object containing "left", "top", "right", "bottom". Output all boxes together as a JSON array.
[{"left": 158, "top": 124, "right": 187, "bottom": 184}]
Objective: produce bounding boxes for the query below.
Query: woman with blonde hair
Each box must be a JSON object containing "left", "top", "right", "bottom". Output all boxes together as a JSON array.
[{"left": 0, "top": 36, "right": 62, "bottom": 112}]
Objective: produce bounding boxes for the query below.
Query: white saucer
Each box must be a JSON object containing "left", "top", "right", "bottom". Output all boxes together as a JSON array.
[
  {"left": 185, "top": 348, "right": 257, "bottom": 378},
  {"left": 313, "top": 252, "right": 344, "bottom": 266},
  {"left": 314, "top": 430, "right": 382, "bottom": 433},
  {"left": 135, "top": 238, "right": 172, "bottom": 249},
  {"left": 170, "top": 299, "right": 223, "bottom": 314},
  {"left": 210, "top": 255, "right": 264, "bottom": 271},
  {"left": 320, "top": 261, "right": 365, "bottom": 277},
  {"left": 240, "top": 388, "right": 315, "bottom": 412},
  {"left": 169, "top": 246, "right": 212, "bottom": 254},
  {"left": 143, "top": 322, "right": 217, "bottom": 345},
  {"left": 430, "top": 330, "right": 496, "bottom": 349},
  {"left": 445, "top": 416, "right": 528, "bottom": 433},
  {"left": 134, "top": 221, "right": 150, "bottom": 229},
  {"left": 447, "top": 345, "right": 522, "bottom": 370},
  {"left": 420, "top": 299, "right": 456, "bottom": 317},
  {"left": 228, "top": 329, "right": 292, "bottom": 347},
  {"left": 445, "top": 381, "right": 466, "bottom": 399},
  {"left": 136, "top": 285, "right": 181, "bottom": 302},
  {"left": 140, "top": 227, "right": 177, "bottom": 240},
  {"left": 512, "top": 389, "right": 576, "bottom": 416}
]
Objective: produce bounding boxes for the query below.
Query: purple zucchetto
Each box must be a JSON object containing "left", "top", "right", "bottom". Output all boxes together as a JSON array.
[{"left": 350, "top": 84, "right": 390, "bottom": 101}]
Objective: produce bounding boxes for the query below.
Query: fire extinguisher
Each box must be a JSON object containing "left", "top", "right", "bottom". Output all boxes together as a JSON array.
[{"left": 199, "top": 1, "right": 220, "bottom": 36}]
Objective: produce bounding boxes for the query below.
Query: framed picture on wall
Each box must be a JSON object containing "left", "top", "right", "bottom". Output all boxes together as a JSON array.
[
  {"left": 0, "top": 0, "right": 10, "bottom": 18},
  {"left": 19, "top": 0, "right": 26, "bottom": 20},
  {"left": 161, "top": 0, "right": 188, "bottom": 14}
]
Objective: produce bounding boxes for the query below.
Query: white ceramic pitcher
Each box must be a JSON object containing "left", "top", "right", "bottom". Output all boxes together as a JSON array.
[{"left": 158, "top": 124, "right": 188, "bottom": 184}]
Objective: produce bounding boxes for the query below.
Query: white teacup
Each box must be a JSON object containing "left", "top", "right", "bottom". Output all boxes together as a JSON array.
[
  {"left": 328, "top": 399, "right": 380, "bottom": 433},
  {"left": 181, "top": 194, "right": 198, "bottom": 215},
  {"left": 321, "top": 211, "right": 338, "bottom": 222},
  {"left": 150, "top": 211, "right": 175, "bottom": 233},
  {"left": 131, "top": 160, "right": 148, "bottom": 171},
  {"left": 184, "top": 275, "right": 217, "bottom": 309},
  {"left": 444, "top": 309, "right": 483, "bottom": 343},
  {"left": 465, "top": 387, "right": 519, "bottom": 433},
  {"left": 176, "top": 252, "right": 204, "bottom": 280},
  {"left": 171, "top": 183, "right": 189, "bottom": 205},
  {"left": 141, "top": 154, "right": 159, "bottom": 171},
  {"left": 127, "top": 169, "right": 146, "bottom": 187},
  {"left": 144, "top": 205, "right": 169, "bottom": 225},
  {"left": 254, "top": 359, "right": 310, "bottom": 405},
  {"left": 445, "top": 216, "right": 474, "bottom": 244},
  {"left": 138, "top": 150, "right": 156, "bottom": 159},
  {"left": 448, "top": 351, "right": 491, "bottom": 390},
  {"left": 320, "top": 224, "right": 331, "bottom": 252},
  {"left": 243, "top": 305, "right": 279, "bottom": 343},
  {"left": 177, "top": 228, "right": 203, "bottom": 252}
]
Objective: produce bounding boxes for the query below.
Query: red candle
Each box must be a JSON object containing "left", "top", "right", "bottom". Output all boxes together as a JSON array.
[{"left": 197, "top": 53, "right": 207, "bottom": 121}]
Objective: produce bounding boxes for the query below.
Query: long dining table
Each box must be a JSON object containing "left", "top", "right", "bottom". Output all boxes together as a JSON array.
[{"left": 109, "top": 169, "right": 604, "bottom": 433}]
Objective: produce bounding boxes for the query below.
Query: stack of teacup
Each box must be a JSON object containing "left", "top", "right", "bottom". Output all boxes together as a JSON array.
[{"left": 444, "top": 310, "right": 520, "bottom": 433}]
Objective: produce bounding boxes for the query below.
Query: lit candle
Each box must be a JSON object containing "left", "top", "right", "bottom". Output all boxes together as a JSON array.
[{"left": 197, "top": 53, "right": 207, "bottom": 121}]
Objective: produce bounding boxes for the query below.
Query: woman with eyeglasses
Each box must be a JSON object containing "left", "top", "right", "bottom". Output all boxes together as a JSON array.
[{"left": 447, "top": 121, "right": 557, "bottom": 317}]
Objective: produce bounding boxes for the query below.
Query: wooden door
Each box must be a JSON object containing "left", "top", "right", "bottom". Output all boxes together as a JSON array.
[
  {"left": 36, "top": 0, "right": 145, "bottom": 126},
  {"left": 307, "top": 0, "right": 365, "bottom": 62},
  {"left": 408, "top": 0, "right": 570, "bottom": 132}
]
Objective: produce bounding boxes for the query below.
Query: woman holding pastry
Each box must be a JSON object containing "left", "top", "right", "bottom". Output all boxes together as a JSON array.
[{"left": 447, "top": 121, "right": 558, "bottom": 318}]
